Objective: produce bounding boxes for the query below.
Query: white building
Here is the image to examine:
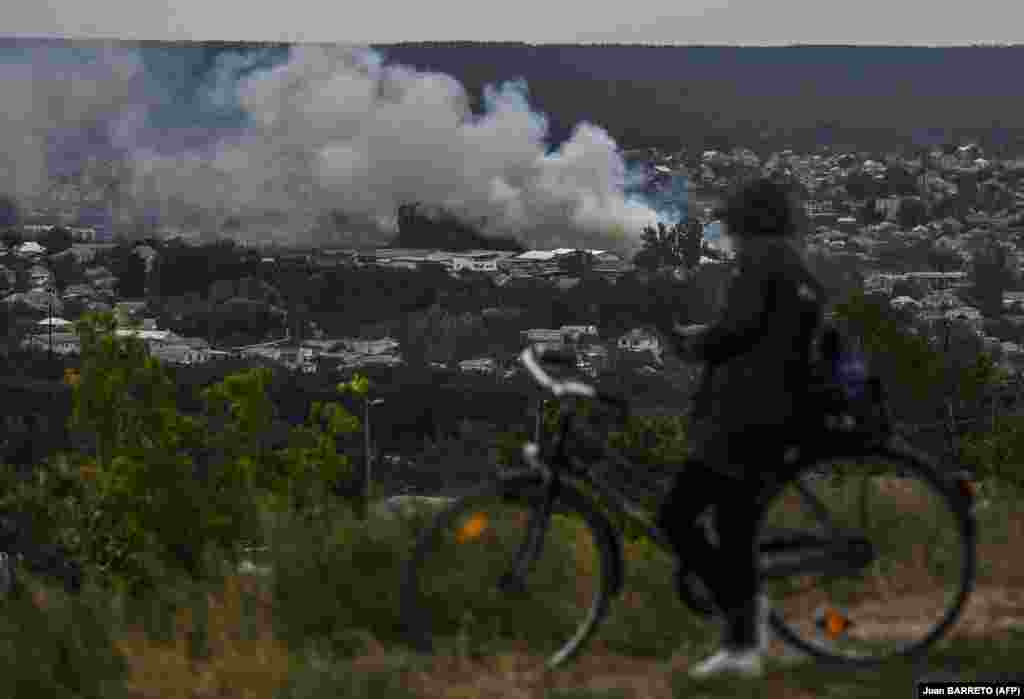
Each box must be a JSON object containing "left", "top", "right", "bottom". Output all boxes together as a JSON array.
[
  {"left": 560, "top": 325, "right": 599, "bottom": 342},
  {"left": 17, "top": 241, "right": 46, "bottom": 257},
  {"left": 339, "top": 337, "right": 400, "bottom": 355},
  {"left": 521, "top": 328, "right": 568, "bottom": 347},
  {"left": 458, "top": 358, "right": 497, "bottom": 375},
  {"left": 617, "top": 328, "right": 662, "bottom": 354}
]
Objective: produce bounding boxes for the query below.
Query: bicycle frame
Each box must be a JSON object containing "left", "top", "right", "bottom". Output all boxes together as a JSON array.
[{"left": 506, "top": 395, "right": 872, "bottom": 590}]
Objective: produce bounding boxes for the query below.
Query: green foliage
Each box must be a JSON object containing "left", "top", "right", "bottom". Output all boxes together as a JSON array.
[
  {"left": 276, "top": 651, "right": 419, "bottom": 699},
  {"left": 960, "top": 414, "right": 1024, "bottom": 491},
  {"left": 833, "top": 288, "right": 944, "bottom": 402},
  {"left": 39, "top": 226, "right": 74, "bottom": 255},
  {"left": 269, "top": 396, "right": 361, "bottom": 519},
  {"left": 495, "top": 399, "right": 690, "bottom": 543},
  {"left": 633, "top": 222, "right": 691, "bottom": 271},
  {"left": 3, "top": 312, "right": 365, "bottom": 596},
  {"left": 0, "top": 577, "right": 129, "bottom": 698},
  {"left": 970, "top": 238, "right": 1015, "bottom": 318},
  {"left": 267, "top": 507, "right": 413, "bottom": 655}
]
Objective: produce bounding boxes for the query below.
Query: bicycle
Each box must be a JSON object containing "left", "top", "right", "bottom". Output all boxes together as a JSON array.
[{"left": 401, "top": 344, "right": 978, "bottom": 670}]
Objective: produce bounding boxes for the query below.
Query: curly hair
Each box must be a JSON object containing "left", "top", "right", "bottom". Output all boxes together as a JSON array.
[{"left": 719, "top": 177, "right": 804, "bottom": 238}]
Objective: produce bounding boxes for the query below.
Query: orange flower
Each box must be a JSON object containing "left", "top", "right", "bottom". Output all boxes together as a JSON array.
[{"left": 79, "top": 462, "right": 99, "bottom": 481}]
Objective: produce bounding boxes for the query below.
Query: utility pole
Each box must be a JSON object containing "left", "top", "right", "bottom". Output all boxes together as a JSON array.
[
  {"left": 360, "top": 396, "right": 385, "bottom": 519},
  {"left": 942, "top": 318, "right": 957, "bottom": 471},
  {"left": 47, "top": 285, "right": 56, "bottom": 361}
]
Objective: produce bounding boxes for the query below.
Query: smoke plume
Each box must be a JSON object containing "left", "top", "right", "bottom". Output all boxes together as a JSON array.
[
  {"left": 0, "top": 43, "right": 153, "bottom": 200},
  {"left": 3, "top": 42, "right": 668, "bottom": 253}
]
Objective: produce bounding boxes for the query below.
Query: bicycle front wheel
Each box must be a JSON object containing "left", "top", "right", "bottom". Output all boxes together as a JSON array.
[
  {"left": 401, "top": 476, "right": 617, "bottom": 669},
  {"left": 758, "top": 443, "right": 976, "bottom": 666}
]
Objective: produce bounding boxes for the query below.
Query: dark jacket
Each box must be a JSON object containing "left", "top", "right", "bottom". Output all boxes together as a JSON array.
[{"left": 682, "top": 237, "right": 827, "bottom": 478}]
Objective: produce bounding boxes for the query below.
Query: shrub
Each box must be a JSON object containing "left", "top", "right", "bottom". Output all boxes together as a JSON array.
[
  {"left": 266, "top": 505, "right": 414, "bottom": 655},
  {"left": 276, "top": 650, "right": 419, "bottom": 699},
  {"left": 960, "top": 414, "right": 1024, "bottom": 492},
  {"left": 5, "top": 312, "right": 367, "bottom": 598},
  {"left": 0, "top": 571, "right": 129, "bottom": 698},
  {"left": 494, "top": 400, "right": 691, "bottom": 542}
]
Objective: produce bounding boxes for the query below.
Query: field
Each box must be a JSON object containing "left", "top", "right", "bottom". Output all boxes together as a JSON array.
[{"left": 7, "top": 473, "right": 1021, "bottom": 698}]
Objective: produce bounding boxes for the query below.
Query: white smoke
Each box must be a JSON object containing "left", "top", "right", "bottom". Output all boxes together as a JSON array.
[
  {"left": 0, "top": 43, "right": 150, "bottom": 201},
  {"left": 1, "top": 43, "right": 666, "bottom": 253},
  {"left": 131, "top": 45, "right": 661, "bottom": 252}
]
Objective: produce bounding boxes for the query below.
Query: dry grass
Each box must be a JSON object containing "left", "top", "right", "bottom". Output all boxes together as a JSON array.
[
  {"left": 63, "top": 478, "right": 1023, "bottom": 699},
  {"left": 113, "top": 575, "right": 291, "bottom": 699}
]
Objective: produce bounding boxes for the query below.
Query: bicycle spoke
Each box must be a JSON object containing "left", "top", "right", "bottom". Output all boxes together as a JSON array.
[
  {"left": 402, "top": 480, "right": 614, "bottom": 670},
  {"left": 759, "top": 449, "right": 974, "bottom": 666}
]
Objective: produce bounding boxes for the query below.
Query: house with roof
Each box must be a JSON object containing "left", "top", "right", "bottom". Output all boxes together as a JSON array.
[
  {"left": 61, "top": 284, "right": 94, "bottom": 302},
  {"left": 458, "top": 358, "right": 497, "bottom": 375},
  {"left": 339, "top": 337, "right": 400, "bottom": 355},
  {"left": 617, "top": 328, "right": 662, "bottom": 355},
  {"left": 22, "top": 331, "right": 80, "bottom": 355},
  {"left": 37, "top": 316, "right": 73, "bottom": 329},
  {"left": 520, "top": 328, "right": 569, "bottom": 348},
  {"left": 4, "top": 290, "right": 63, "bottom": 314},
  {"left": 448, "top": 252, "right": 500, "bottom": 273},
  {"left": 16, "top": 241, "right": 46, "bottom": 258},
  {"left": 560, "top": 325, "right": 599, "bottom": 343}
]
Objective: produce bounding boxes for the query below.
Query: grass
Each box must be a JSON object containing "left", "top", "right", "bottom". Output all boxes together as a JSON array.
[{"left": 2, "top": 474, "right": 1022, "bottom": 698}]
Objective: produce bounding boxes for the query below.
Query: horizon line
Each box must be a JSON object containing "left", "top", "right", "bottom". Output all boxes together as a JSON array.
[{"left": 2, "top": 35, "right": 1023, "bottom": 49}]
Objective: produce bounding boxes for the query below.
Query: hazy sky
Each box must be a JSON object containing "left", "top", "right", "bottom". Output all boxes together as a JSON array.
[{"left": 4, "top": 0, "right": 1022, "bottom": 46}]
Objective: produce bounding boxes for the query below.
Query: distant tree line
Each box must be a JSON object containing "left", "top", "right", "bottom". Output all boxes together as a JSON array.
[{"left": 375, "top": 43, "right": 1024, "bottom": 158}]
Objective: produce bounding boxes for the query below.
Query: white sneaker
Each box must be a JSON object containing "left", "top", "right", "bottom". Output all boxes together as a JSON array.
[{"left": 689, "top": 647, "right": 764, "bottom": 679}]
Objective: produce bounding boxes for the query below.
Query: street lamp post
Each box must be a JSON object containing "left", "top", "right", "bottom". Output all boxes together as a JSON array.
[
  {"left": 362, "top": 397, "right": 385, "bottom": 518},
  {"left": 46, "top": 285, "right": 56, "bottom": 361}
]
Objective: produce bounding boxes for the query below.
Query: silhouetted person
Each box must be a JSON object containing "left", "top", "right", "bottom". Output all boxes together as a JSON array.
[{"left": 658, "top": 178, "right": 827, "bottom": 678}]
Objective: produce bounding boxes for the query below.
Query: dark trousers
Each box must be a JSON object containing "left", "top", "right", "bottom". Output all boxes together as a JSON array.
[{"left": 656, "top": 450, "right": 784, "bottom": 650}]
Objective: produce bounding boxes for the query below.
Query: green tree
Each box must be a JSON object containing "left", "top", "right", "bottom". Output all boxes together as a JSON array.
[
  {"left": 970, "top": 239, "right": 1013, "bottom": 318},
  {"left": 556, "top": 249, "right": 595, "bottom": 278},
  {"left": 897, "top": 198, "right": 929, "bottom": 229},
  {"left": 109, "top": 244, "right": 147, "bottom": 298},
  {"left": 927, "top": 245, "right": 963, "bottom": 273},
  {"left": 679, "top": 219, "right": 704, "bottom": 271},
  {"left": 39, "top": 226, "right": 74, "bottom": 255},
  {"left": 891, "top": 278, "right": 926, "bottom": 301},
  {"left": 859, "top": 199, "right": 886, "bottom": 225},
  {"left": 58, "top": 312, "right": 366, "bottom": 592},
  {"left": 832, "top": 289, "right": 944, "bottom": 418},
  {"left": 1, "top": 228, "right": 23, "bottom": 248},
  {"left": 633, "top": 222, "right": 684, "bottom": 271}
]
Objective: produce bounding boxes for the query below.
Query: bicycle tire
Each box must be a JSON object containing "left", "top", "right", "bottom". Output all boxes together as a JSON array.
[
  {"left": 400, "top": 474, "right": 619, "bottom": 669},
  {"left": 758, "top": 440, "right": 976, "bottom": 667}
]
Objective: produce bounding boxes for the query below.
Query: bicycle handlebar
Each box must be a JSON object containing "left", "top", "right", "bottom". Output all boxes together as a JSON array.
[{"left": 519, "top": 345, "right": 630, "bottom": 418}]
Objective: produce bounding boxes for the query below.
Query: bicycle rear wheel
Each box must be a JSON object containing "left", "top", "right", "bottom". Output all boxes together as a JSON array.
[
  {"left": 401, "top": 475, "right": 617, "bottom": 669},
  {"left": 757, "top": 443, "right": 976, "bottom": 666}
]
